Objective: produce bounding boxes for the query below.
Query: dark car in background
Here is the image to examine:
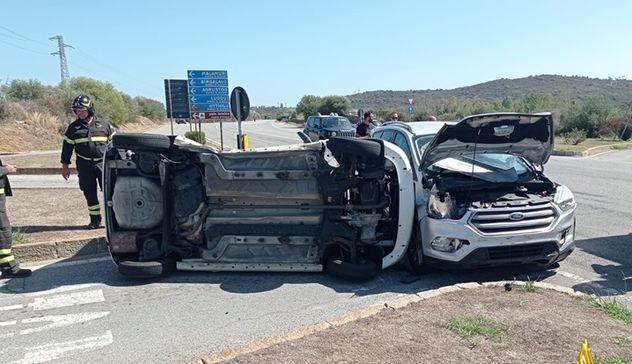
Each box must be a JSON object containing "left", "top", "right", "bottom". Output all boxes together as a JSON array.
[{"left": 303, "top": 114, "right": 356, "bottom": 141}]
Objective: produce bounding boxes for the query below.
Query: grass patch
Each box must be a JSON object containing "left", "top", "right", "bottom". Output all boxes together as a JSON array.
[
  {"left": 595, "top": 355, "right": 632, "bottom": 364},
  {"left": 11, "top": 228, "right": 29, "bottom": 245},
  {"left": 520, "top": 279, "right": 538, "bottom": 293},
  {"left": 445, "top": 315, "right": 508, "bottom": 344},
  {"left": 554, "top": 137, "right": 632, "bottom": 152},
  {"left": 589, "top": 297, "right": 632, "bottom": 324}
]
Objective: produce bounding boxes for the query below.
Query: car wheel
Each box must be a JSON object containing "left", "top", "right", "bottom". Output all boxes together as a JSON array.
[
  {"left": 325, "top": 256, "right": 379, "bottom": 281},
  {"left": 406, "top": 221, "right": 433, "bottom": 275},
  {"left": 112, "top": 133, "right": 172, "bottom": 152},
  {"left": 118, "top": 256, "right": 176, "bottom": 278},
  {"left": 326, "top": 137, "right": 383, "bottom": 161}
]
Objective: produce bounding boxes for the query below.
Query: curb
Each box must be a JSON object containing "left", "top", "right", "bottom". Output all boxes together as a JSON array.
[
  {"left": 197, "top": 280, "right": 586, "bottom": 364},
  {"left": 13, "top": 236, "right": 109, "bottom": 263},
  {"left": 552, "top": 143, "right": 628, "bottom": 157}
]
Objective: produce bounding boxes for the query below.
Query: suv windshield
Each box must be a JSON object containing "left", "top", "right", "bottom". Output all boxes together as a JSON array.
[
  {"left": 415, "top": 135, "right": 435, "bottom": 156},
  {"left": 429, "top": 153, "right": 534, "bottom": 183},
  {"left": 322, "top": 117, "right": 352, "bottom": 129}
]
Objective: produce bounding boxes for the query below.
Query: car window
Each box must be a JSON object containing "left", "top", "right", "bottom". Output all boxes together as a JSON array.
[
  {"left": 393, "top": 132, "right": 412, "bottom": 162},
  {"left": 372, "top": 130, "right": 383, "bottom": 138},
  {"left": 414, "top": 134, "right": 435, "bottom": 156},
  {"left": 322, "top": 117, "right": 352, "bottom": 129},
  {"left": 313, "top": 117, "right": 321, "bottom": 127},
  {"left": 381, "top": 130, "right": 396, "bottom": 142}
]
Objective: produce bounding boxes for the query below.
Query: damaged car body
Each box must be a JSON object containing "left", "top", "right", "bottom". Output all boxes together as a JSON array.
[
  {"left": 103, "top": 134, "right": 414, "bottom": 280},
  {"left": 373, "top": 112, "right": 577, "bottom": 271}
]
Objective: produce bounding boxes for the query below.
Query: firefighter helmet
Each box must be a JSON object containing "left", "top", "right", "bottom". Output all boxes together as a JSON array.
[{"left": 72, "top": 95, "right": 95, "bottom": 117}]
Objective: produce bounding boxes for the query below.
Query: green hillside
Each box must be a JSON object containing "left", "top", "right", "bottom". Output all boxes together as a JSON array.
[{"left": 347, "top": 75, "right": 632, "bottom": 109}]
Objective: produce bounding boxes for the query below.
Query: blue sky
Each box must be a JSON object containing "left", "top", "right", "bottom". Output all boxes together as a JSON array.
[{"left": 2, "top": 0, "right": 631, "bottom": 107}]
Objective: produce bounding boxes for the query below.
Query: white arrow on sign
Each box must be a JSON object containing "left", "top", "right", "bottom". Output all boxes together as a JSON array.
[{"left": 408, "top": 98, "right": 414, "bottom": 105}]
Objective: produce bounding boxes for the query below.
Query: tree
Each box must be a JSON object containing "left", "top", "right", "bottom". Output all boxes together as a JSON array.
[
  {"left": 317, "top": 96, "right": 350, "bottom": 116},
  {"left": 65, "top": 77, "right": 131, "bottom": 125},
  {"left": 296, "top": 95, "right": 321, "bottom": 118},
  {"left": 2, "top": 79, "right": 50, "bottom": 100}
]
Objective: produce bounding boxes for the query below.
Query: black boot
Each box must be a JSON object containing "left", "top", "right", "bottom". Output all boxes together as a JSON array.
[
  {"left": 1, "top": 265, "right": 32, "bottom": 278},
  {"left": 88, "top": 215, "right": 102, "bottom": 229}
]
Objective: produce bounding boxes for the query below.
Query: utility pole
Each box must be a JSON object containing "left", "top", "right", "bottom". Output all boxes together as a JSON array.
[{"left": 49, "top": 35, "right": 73, "bottom": 82}]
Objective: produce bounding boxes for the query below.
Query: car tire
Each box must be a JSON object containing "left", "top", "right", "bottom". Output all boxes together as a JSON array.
[
  {"left": 112, "top": 133, "right": 172, "bottom": 152},
  {"left": 326, "top": 137, "right": 383, "bottom": 159},
  {"left": 406, "top": 221, "right": 433, "bottom": 275},
  {"left": 118, "top": 256, "right": 176, "bottom": 278},
  {"left": 325, "top": 256, "right": 379, "bottom": 281}
]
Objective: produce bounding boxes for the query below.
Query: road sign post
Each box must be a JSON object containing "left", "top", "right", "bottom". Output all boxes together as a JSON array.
[{"left": 230, "top": 86, "right": 250, "bottom": 150}]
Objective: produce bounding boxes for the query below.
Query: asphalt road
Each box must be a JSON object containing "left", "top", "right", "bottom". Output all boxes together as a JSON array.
[{"left": 2, "top": 128, "right": 631, "bottom": 363}]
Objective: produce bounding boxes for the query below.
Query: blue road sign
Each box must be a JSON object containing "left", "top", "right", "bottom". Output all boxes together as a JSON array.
[
  {"left": 189, "top": 86, "right": 228, "bottom": 95},
  {"left": 188, "top": 78, "right": 229, "bottom": 87},
  {"left": 407, "top": 106, "right": 414, "bottom": 113},
  {"left": 188, "top": 70, "right": 227, "bottom": 79},
  {"left": 187, "top": 70, "right": 229, "bottom": 120}
]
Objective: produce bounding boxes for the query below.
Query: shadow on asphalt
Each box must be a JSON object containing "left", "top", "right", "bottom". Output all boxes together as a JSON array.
[
  {"left": 13, "top": 224, "right": 93, "bottom": 233},
  {"left": 1, "top": 256, "right": 561, "bottom": 298},
  {"left": 572, "top": 233, "right": 632, "bottom": 296}
]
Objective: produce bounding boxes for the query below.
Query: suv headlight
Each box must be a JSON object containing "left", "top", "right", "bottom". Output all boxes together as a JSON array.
[
  {"left": 330, "top": 131, "right": 337, "bottom": 137},
  {"left": 554, "top": 185, "right": 576, "bottom": 212}
]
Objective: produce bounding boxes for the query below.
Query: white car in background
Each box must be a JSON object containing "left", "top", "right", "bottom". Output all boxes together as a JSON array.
[{"left": 372, "top": 113, "right": 576, "bottom": 271}]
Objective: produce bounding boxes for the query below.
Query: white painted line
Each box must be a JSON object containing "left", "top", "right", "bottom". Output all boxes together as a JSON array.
[
  {"left": 0, "top": 320, "right": 17, "bottom": 327},
  {"left": 20, "top": 312, "right": 110, "bottom": 335},
  {"left": 9, "top": 330, "right": 113, "bottom": 364},
  {"left": 28, "top": 290, "right": 105, "bottom": 311},
  {"left": 558, "top": 270, "right": 590, "bottom": 283},
  {"left": 0, "top": 304, "right": 24, "bottom": 312},
  {"left": 27, "top": 284, "right": 101, "bottom": 297}
]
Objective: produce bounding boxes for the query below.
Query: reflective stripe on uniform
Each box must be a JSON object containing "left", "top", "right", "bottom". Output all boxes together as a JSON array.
[
  {"left": 66, "top": 136, "right": 109, "bottom": 144},
  {"left": 108, "top": 132, "right": 116, "bottom": 141},
  {"left": 0, "top": 255, "right": 15, "bottom": 264},
  {"left": 76, "top": 153, "right": 103, "bottom": 162},
  {"left": 88, "top": 204, "right": 101, "bottom": 216},
  {"left": 0, "top": 188, "right": 4, "bottom": 195},
  {"left": 0, "top": 248, "right": 11, "bottom": 255}
]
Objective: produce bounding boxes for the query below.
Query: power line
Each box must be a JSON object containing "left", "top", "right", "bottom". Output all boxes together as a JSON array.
[
  {"left": 0, "top": 25, "right": 49, "bottom": 46},
  {"left": 0, "top": 38, "right": 48, "bottom": 55}
]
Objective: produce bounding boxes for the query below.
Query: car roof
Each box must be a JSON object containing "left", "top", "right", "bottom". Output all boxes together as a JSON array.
[{"left": 376, "top": 121, "right": 457, "bottom": 136}]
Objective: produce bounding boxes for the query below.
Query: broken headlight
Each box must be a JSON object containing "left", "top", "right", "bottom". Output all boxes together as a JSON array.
[{"left": 554, "top": 185, "right": 576, "bottom": 212}]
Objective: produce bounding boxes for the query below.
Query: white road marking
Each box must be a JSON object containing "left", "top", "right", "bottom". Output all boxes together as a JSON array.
[
  {"left": 0, "top": 320, "right": 17, "bottom": 326},
  {"left": 8, "top": 330, "right": 113, "bottom": 364},
  {"left": 28, "top": 290, "right": 105, "bottom": 311},
  {"left": 0, "top": 304, "right": 24, "bottom": 311},
  {"left": 558, "top": 270, "right": 590, "bottom": 284},
  {"left": 27, "top": 283, "right": 101, "bottom": 297},
  {"left": 20, "top": 312, "right": 110, "bottom": 335}
]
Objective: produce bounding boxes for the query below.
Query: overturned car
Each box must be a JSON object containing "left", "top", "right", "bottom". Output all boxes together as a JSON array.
[{"left": 103, "top": 134, "right": 414, "bottom": 280}]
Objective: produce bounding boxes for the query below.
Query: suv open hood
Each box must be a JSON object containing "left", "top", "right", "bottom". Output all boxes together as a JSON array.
[{"left": 420, "top": 113, "right": 554, "bottom": 172}]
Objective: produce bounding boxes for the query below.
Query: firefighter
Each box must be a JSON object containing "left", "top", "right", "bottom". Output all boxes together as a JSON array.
[
  {"left": 0, "top": 160, "right": 31, "bottom": 278},
  {"left": 61, "top": 95, "right": 115, "bottom": 229}
]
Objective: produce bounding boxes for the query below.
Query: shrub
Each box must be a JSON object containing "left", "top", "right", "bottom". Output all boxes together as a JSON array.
[
  {"left": 561, "top": 128, "right": 588, "bottom": 145},
  {"left": 185, "top": 131, "right": 206, "bottom": 144},
  {"left": 617, "top": 123, "right": 632, "bottom": 141}
]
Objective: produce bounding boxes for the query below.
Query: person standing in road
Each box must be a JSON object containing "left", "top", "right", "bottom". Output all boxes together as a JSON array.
[
  {"left": 356, "top": 111, "right": 375, "bottom": 138},
  {"left": 61, "top": 95, "right": 115, "bottom": 229},
  {"left": 0, "top": 160, "right": 31, "bottom": 278}
]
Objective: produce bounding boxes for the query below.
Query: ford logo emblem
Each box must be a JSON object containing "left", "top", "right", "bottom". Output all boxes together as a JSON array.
[{"left": 509, "top": 212, "right": 525, "bottom": 221}]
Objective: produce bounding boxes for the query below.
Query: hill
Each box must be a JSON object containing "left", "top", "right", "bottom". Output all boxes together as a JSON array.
[{"left": 347, "top": 75, "right": 632, "bottom": 109}]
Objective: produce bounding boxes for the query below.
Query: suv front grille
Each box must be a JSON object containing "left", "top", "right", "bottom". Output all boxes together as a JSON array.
[
  {"left": 335, "top": 131, "right": 355, "bottom": 138},
  {"left": 469, "top": 202, "right": 556, "bottom": 234}
]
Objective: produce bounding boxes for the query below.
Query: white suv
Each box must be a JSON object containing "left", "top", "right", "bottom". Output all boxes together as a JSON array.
[{"left": 372, "top": 113, "right": 576, "bottom": 271}]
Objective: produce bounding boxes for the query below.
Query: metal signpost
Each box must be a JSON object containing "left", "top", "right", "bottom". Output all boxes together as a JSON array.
[
  {"left": 164, "top": 79, "right": 190, "bottom": 135},
  {"left": 187, "top": 70, "right": 230, "bottom": 148},
  {"left": 230, "top": 86, "right": 250, "bottom": 149}
]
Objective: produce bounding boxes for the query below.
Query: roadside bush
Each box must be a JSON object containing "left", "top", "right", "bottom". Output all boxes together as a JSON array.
[
  {"left": 185, "top": 131, "right": 206, "bottom": 144},
  {"left": 617, "top": 123, "right": 632, "bottom": 141},
  {"left": 2, "top": 79, "right": 50, "bottom": 100},
  {"left": 560, "top": 128, "right": 587, "bottom": 145}
]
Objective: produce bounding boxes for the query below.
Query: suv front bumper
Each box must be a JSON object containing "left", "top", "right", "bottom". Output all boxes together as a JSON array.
[{"left": 420, "top": 208, "right": 576, "bottom": 268}]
